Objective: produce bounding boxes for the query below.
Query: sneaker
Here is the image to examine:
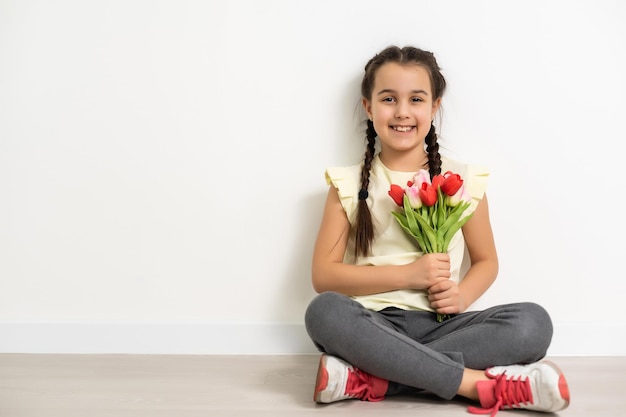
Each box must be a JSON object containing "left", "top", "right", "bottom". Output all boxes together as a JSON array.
[
  {"left": 468, "top": 361, "right": 570, "bottom": 416},
  {"left": 313, "top": 354, "right": 388, "bottom": 403}
]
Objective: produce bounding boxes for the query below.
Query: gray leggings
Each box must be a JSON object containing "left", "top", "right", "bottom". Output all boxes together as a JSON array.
[{"left": 304, "top": 291, "right": 553, "bottom": 399}]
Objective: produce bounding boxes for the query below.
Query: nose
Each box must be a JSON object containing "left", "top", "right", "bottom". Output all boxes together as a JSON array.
[{"left": 395, "top": 101, "right": 409, "bottom": 118}]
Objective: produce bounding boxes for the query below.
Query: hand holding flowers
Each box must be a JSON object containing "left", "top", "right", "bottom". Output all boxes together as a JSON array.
[{"left": 388, "top": 169, "right": 473, "bottom": 322}]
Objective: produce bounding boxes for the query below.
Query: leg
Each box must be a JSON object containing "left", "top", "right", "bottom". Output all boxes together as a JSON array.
[
  {"left": 305, "top": 292, "right": 464, "bottom": 399},
  {"left": 415, "top": 303, "right": 553, "bottom": 369},
  {"left": 306, "top": 294, "right": 569, "bottom": 413}
]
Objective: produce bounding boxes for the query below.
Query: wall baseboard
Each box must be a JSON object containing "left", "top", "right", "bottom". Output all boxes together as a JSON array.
[{"left": 1, "top": 321, "right": 624, "bottom": 355}]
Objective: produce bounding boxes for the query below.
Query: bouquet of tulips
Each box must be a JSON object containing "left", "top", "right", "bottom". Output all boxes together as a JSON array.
[{"left": 388, "top": 169, "right": 473, "bottom": 322}]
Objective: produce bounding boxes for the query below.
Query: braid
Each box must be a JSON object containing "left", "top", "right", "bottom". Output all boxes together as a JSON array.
[
  {"left": 425, "top": 123, "right": 442, "bottom": 178},
  {"left": 355, "top": 120, "right": 377, "bottom": 257}
]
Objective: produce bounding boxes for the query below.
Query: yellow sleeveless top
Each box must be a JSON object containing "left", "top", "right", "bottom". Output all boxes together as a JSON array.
[{"left": 325, "top": 154, "right": 489, "bottom": 312}]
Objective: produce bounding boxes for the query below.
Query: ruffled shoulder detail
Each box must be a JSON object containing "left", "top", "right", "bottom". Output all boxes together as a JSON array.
[
  {"left": 464, "top": 163, "right": 489, "bottom": 205},
  {"left": 325, "top": 164, "right": 362, "bottom": 224},
  {"left": 442, "top": 157, "right": 489, "bottom": 212}
]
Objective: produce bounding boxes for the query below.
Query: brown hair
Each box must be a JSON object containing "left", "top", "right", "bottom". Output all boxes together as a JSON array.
[{"left": 355, "top": 45, "right": 447, "bottom": 257}]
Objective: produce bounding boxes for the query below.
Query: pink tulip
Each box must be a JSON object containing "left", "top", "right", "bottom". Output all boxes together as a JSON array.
[
  {"left": 446, "top": 184, "right": 471, "bottom": 206},
  {"left": 411, "top": 169, "right": 431, "bottom": 187},
  {"left": 405, "top": 184, "right": 423, "bottom": 208}
]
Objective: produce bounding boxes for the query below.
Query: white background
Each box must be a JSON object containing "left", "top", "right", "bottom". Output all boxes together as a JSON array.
[{"left": 1, "top": 0, "right": 625, "bottom": 355}]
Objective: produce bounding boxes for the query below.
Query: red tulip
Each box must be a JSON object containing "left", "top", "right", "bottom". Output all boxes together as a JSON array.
[
  {"left": 441, "top": 172, "right": 463, "bottom": 196},
  {"left": 431, "top": 174, "right": 444, "bottom": 191},
  {"left": 388, "top": 184, "right": 405, "bottom": 206},
  {"left": 418, "top": 182, "right": 437, "bottom": 206}
]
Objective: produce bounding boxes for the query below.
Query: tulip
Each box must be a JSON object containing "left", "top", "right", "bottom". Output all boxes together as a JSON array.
[
  {"left": 387, "top": 169, "right": 475, "bottom": 324},
  {"left": 388, "top": 184, "right": 405, "bottom": 206},
  {"left": 418, "top": 182, "right": 437, "bottom": 206},
  {"left": 446, "top": 184, "right": 471, "bottom": 206},
  {"left": 405, "top": 184, "right": 423, "bottom": 209},
  {"left": 431, "top": 174, "right": 444, "bottom": 191},
  {"left": 412, "top": 169, "right": 431, "bottom": 188},
  {"left": 441, "top": 172, "right": 463, "bottom": 196}
]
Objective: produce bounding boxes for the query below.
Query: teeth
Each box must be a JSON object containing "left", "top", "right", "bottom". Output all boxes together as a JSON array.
[{"left": 393, "top": 126, "right": 412, "bottom": 132}]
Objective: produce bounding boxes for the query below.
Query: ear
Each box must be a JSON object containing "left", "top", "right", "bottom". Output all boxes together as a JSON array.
[
  {"left": 431, "top": 98, "right": 441, "bottom": 120},
  {"left": 362, "top": 97, "right": 372, "bottom": 120}
]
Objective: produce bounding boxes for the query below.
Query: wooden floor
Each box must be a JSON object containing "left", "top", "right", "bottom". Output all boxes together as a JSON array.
[{"left": 0, "top": 354, "right": 624, "bottom": 416}]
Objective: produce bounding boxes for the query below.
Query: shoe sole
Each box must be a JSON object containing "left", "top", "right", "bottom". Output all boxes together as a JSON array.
[{"left": 314, "top": 354, "right": 330, "bottom": 403}]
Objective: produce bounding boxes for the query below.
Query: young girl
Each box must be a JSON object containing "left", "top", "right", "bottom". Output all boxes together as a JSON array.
[{"left": 304, "top": 45, "right": 570, "bottom": 415}]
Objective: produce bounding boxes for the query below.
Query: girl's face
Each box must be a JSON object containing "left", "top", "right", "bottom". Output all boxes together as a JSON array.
[{"left": 363, "top": 62, "right": 440, "bottom": 166}]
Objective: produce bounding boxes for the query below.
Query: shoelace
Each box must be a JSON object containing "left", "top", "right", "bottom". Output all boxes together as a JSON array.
[
  {"left": 468, "top": 372, "right": 534, "bottom": 417},
  {"left": 345, "top": 368, "right": 384, "bottom": 402}
]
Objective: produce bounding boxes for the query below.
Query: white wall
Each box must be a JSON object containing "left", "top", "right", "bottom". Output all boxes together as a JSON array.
[{"left": 1, "top": 0, "right": 625, "bottom": 355}]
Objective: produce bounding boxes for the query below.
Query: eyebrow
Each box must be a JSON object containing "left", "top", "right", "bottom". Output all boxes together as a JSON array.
[{"left": 376, "top": 89, "right": 429, "bottom": 96}]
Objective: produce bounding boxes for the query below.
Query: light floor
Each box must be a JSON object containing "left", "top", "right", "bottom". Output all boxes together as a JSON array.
[{"left": 0, "top": 354, "right": 624, "bottom": 417}]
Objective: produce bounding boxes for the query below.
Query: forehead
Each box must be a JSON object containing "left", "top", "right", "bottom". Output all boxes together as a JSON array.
[{"left": 373, "top": 62, "right": 432, "bottom": 94}]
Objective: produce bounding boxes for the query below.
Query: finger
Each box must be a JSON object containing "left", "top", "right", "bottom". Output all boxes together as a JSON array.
[
  {"left": 436, "top": 260, "right": 451, "bottom": 270},
  {"left": 436, "top": 305, "right": 452, "bottom": 315},
  {"left": 431, "top": 298, "right": 453, "bottom": 312},
  {"left": 437, "top": 267, "right": 452, "bottom": 278},
  {"left": 432, "top": 252, "right": 450, "bottom": 260},
  {"left": 430, "top": 280, "right": 453, "bottom": 293},
  {"left": 428, "top": 289, "right": 452, "bottom": 302}
]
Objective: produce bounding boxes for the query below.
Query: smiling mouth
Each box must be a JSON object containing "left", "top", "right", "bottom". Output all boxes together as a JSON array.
[{"left": 392, "top": 126, "right": 414, "bottom": 132}]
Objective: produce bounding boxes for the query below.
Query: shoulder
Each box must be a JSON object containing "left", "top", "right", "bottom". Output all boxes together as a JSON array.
[
  {"left": 325, "top": 161, "right": 362, "bottom": 184},
  {"left": 325, "top": 160, "right": 363, "bottom": 196},
  {"left": 324, "top": 160, "right": 363, "bottom": 223}
]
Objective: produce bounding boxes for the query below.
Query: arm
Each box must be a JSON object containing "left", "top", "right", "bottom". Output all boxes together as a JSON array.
[
  {"left": 311, "top": 186, "right": 452, "bottom": 295},
  {"left": 428, "top": 194, "right": 499, "bottom": 314},
  {"left": 458, "top": 194, "right": 499, "bottom": 306}
]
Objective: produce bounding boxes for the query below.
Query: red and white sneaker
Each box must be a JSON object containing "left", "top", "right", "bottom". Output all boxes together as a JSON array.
[
  {"left": 468, "top": 361, "right": 570, "bottom": 416},
  {"left": 313, "top": 354, "right": 388, "bottom": 403}
]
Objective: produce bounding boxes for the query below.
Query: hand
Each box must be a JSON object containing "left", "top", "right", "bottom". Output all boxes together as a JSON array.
[
  {"left": 428, "top": 279, "right": 466, "bottom": 315},
  {"left": 405, "top": 253, "right": 451, "bottom": 290}
]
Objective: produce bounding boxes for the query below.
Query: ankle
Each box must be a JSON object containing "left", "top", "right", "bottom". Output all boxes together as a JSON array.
[{"left": 458, "top": 368, "right": 489, "bottom": 401}]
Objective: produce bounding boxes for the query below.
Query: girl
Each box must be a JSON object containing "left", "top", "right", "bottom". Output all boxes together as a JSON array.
[{"left": 304, "top": 45, "right": 570, "bottom": 415}]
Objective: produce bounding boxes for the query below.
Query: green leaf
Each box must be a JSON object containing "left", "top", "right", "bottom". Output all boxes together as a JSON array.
[
  {"left": 403, "top": 196, "right": 420, "bottom": 236},
  {"left": 391, "top": 212, "right": 428, "bottom": 252},
  {"left": 436, "top": 190, "right": 446, "bottom": 228},
  {"left": 439, "top": 202, "right": 470, "bottom": 232},
  {"left": 391, "top": 211, "right": 409, "bottom": 228},
  {"left": 436, "top": 229, "right": 445, "bottom": 253},
  {"left": 414, "top": 212, "right": 437, "bottom": 253},
  {"left": 442, "top": 210, "right": 474, "bottom": 251}
]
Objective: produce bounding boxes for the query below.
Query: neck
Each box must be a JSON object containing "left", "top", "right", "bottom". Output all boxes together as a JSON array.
[{"left": 378, "top": 150, "right": 428, "bottom": 172}]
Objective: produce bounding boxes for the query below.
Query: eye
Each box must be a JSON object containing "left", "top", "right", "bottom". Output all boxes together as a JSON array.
[
  {"left": 382, "top": 96, "right": 396, "bottom": 103},
  {"left": 411, "top": 97, "right": 424, "bottom": 103}
]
